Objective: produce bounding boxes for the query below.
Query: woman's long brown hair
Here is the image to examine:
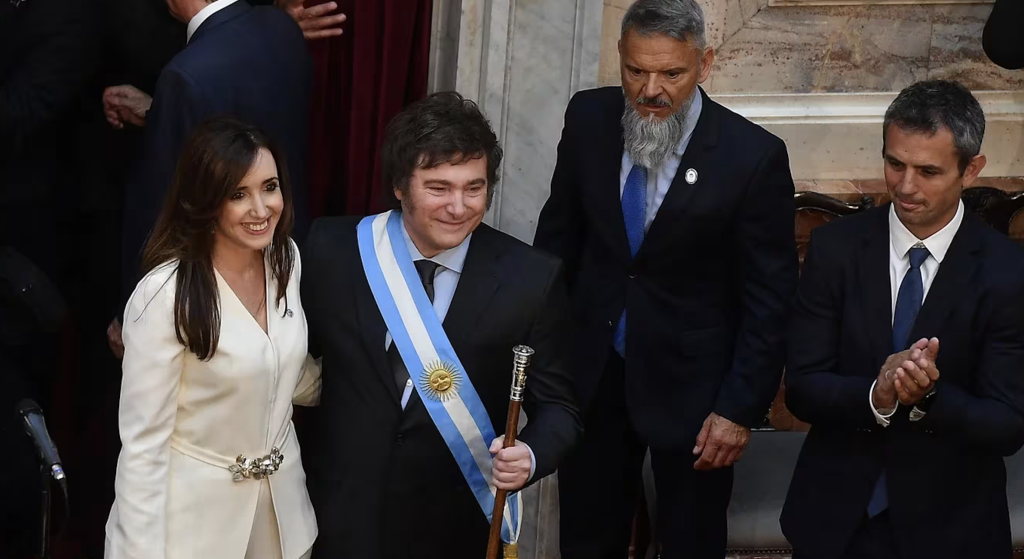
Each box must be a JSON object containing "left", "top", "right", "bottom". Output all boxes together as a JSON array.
[{"left": 141, "top": 117, "right": 295, "bottom": 360}]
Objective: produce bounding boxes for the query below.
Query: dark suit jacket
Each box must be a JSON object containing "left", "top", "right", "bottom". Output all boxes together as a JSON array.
[
  {"left": 301, "top": 216, "right": 581, "bottom": 559},
  {"left": 781, "top": 206, "right": 1024, "bottom": 559},
  {"left": 533, "top": 86, "right": 797, "bottom": 448},
  {"left": 0, "top": 0, "right": 98, "bottom": 207},
  {"left": 120, "top": 0, "right": 311, "bottom": 298}
]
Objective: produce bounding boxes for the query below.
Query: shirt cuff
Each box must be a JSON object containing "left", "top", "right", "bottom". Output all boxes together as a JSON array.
[
  {"left": 522, "top": 441, "right": 537, "bottom": 482},
  {"left": 870, "top": 380, "right": 898, "bottom": 427}
]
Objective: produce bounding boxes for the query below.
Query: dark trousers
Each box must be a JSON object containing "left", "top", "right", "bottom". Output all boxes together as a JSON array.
[
  {"left": 558, "top": 353, "right": 733, "bottom": 559},
  {"left": 793, "top": 511, "right": 900, "bottom": 559}
]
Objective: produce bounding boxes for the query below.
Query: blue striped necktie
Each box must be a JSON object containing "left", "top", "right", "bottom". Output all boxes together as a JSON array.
[{"left": 613, "top": 164, "right": 647, "bottom": 357}]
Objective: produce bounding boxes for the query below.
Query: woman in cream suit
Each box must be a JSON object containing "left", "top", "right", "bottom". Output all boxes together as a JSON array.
[{"left": 105, "top": 118, "right": 320, "bottom": 559}]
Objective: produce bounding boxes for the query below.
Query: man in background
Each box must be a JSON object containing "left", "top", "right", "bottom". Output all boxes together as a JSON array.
[
  {"left": 534, "top": 1, "right": 798, "bottom": 557},
  {"left": 783, "top": 80, "right": 1024, "bottom": 559},
  {"left": 101, "top": 0, "right": 345, "bottom": 131}
]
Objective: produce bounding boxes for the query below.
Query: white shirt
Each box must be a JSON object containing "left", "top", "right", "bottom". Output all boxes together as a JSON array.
[
  {"left": 186, "top": 0, "right": 239, "bottom": 43},
  {"left": 619, "top": 90, "right": 704, "bottom": 231},
  {"left": 385, "top": 215, "right": 471, "bottom": 408},
  {"left": 871, "top": 200, "right": 965, "bottom": 426}
]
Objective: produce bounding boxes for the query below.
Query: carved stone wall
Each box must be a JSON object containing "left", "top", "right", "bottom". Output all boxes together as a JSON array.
[{"left": 598, "top": 1, "right": 1024, "bottom": 181}]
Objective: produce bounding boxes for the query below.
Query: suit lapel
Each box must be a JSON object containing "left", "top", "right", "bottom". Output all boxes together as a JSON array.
[
  {"left": 593, "top": 93, "right": 632, "bottom": 262},
  {"left": 353, "top": 269, "right": 399, "bottom": 403},
  {"left": 857, "top": 207, "right": 895, "bottom": 368},
  {"left": 638, "top": 88, "right": 720, "bottom": 260},
  {"left": 265, "top": 253, "right": 282, "bottom": 338},
  {"left": 907, "top": 214, "right": 982, "bottom": 344},
  {"left": 443, "top": 225, "right": 501, "bottom": 343}
]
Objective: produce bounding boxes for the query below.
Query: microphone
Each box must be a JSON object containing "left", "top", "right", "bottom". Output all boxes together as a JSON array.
[{"left": 16, "top": 399, "right": 67, "bottom": 486}]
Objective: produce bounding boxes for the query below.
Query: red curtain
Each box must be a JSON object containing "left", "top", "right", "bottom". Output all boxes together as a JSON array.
[{"left": 305, "top": 0, "right": 433, "bottom": 218}]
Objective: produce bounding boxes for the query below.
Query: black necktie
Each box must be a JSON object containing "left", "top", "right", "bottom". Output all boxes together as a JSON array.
[{"left": 389, "top": 260, "right": 441, "bottom": 397}]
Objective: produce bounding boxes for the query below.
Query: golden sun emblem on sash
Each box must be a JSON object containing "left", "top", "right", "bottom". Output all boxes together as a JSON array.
[{"left": 419, "top": 361, "right": 463, "bottom": 402}]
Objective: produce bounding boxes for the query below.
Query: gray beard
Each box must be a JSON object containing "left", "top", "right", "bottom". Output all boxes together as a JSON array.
[{"left": 621, "top": 89, "right": 694, "bottom": 170}]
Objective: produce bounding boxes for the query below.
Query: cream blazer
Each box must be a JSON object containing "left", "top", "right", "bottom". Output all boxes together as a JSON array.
[{"left": 105, "top": 245, "right": 320, "bottom": 559}]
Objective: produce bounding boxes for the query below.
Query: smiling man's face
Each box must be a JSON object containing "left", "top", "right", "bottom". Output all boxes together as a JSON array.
[{"left": 395, "top": 156, "right": 489, "bottom": 257}]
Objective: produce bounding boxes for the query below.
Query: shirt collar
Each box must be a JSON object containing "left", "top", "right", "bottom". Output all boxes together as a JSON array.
[
  {"left": 889, "top": 199, "right": 964, "bottom": 264},
  {"left": 187, "top": 0, "right": 239, "bottom": 43},
  {"left": 399, "top": 212, "right": 471, "bottom": 274},
  {"left": 674, "top": 88, "right": 703, "bottom": 156}
]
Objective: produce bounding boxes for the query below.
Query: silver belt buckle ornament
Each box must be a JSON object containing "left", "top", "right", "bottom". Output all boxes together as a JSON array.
[{"left": 229, "top": 447, "right": 284, "bottom": 482}]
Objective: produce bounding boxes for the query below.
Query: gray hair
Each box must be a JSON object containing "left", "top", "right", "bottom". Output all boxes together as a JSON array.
[
  {"left": 883, "top": 80, "right": 986, "bottom": 174},
  {"left": 621, "top": 0, "right": 707, "bottom": 50}
]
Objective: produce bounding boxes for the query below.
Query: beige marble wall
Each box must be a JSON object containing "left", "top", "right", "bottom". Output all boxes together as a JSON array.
[{"left": 599, "top": 2, "right": 1021, "bottom": 93}]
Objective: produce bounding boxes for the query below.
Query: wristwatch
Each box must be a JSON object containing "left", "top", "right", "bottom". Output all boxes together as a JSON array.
[{"left": 909, "top": 386, "right": 937, "bottom": 422}]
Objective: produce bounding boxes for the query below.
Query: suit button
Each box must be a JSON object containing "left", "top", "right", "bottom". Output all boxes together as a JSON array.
[{"left": 395, "top": 434, "right": 404, "bottom": 445}]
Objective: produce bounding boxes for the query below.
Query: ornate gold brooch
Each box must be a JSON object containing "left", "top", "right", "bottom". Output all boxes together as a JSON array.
[
  {"left": 229, "top": 447, "right": 284, "bottom": 482},
  {"left": 419, "top": 360, "right": 463, "bottom": 402}
]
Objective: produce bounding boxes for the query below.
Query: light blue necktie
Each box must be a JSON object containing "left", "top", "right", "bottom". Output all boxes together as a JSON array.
[
  {"left": 867, "top": 245, "right": 930, "bottom": 517},
  {"left": 613, "top": 165, "right": 647, "bottom": 357}
]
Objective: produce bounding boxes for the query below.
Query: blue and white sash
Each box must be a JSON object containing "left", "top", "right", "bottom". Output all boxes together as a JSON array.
[{"left": 357, "top": 210, "right": 522, "bottom": 544}]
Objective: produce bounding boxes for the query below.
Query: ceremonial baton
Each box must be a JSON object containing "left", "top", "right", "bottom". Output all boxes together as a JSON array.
[{"left": 486, "top": 345, "right": 534, "bottom": 559}]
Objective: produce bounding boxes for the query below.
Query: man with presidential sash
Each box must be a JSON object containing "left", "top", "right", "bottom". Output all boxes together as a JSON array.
[{"left": 300, "top": 91, "right": 582, "bottom": 558}]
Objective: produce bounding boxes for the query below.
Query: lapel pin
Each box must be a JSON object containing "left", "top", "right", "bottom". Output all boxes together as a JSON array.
[
  {"left": 285, "top": 309, "right": 294, "bottom": 318},
  {"left": 685, "top": 168, "right": 698, "bottom": 185}
]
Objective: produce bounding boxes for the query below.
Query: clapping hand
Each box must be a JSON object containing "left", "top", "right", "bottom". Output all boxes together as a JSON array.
[
  {"left": 893, "top": 337, "right": 940, "bottom": 406},
  {"left": 872, "top": 339, "right": 927, "bottom": 410}
]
